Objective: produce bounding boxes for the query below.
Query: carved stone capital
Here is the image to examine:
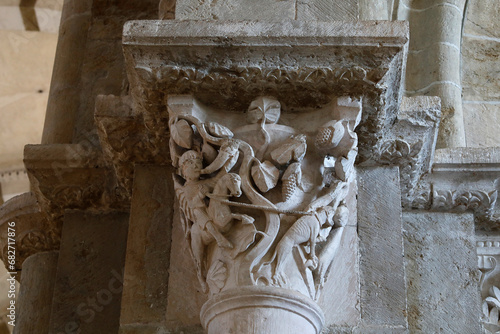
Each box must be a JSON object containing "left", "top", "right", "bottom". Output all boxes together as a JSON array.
[
  {"left": 122, "top": 19, "right": 411, "bottom": 333},
  {"left": 95, "top": 95, "right": 170, "bottom": 196},
  {"left": 24, "top": 144, "right": 128, "bottom": 220},
  {"left": 0, "top": 192, "right": 59, "bottom": 274}
]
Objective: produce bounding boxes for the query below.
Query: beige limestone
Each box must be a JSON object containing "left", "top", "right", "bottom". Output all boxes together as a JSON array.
[
  {"left": 119, "top": 165, "right": 174, "bottom": 333},
  {"left": 460, "top": 0, "right": 499, "bottom": 149},
  {"left": 0, "top": 30, "right": 57, "bottom": 170},
  {"left": 397, "top": 0, "right": 466, "bottom": 148},
  {"left": 357, "top": 167, "right": 407, "bottom": 329},
  {"left": 403, "top": 212, "right": 482, "bottom": 334},
  {"left": 464, "top": 103, "right": 500, "bottom": 148}
]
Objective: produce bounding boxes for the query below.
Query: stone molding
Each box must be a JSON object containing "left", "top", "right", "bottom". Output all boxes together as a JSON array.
[
  {"left": 408, "top": 148, "right": 500, "bottom": 230},
  {"left": 0, "top": 192, "right": 59, "bottom": 273}
]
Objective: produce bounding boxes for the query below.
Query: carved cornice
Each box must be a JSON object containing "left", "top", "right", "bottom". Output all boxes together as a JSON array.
[
  {"left": 0, "top": 192, "right": 59, "bottom": 273},
  {"left": 123, "top": 20, "right": 410, "bottom": 167}
]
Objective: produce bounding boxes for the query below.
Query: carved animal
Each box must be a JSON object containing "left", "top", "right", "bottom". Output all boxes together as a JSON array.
[
  {"left": 269, "top": 206, "right": 335, "bottom": 284},
  {"left": 208, "top": 173, "right": 255, "bottom": 233}
]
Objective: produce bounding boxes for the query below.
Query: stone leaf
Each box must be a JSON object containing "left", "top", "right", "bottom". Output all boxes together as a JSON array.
[
  {"left": 171, "top": 119, "right": 193, "bottom": 149},
  {"left": 270, "top": 134, "right": 307, "bottom": 165},
  {"left": 206, "top": 260, "right": 227, "bottom": 294},
  {"left": 207, "top": 122, "right": 234, "bottom": 138},
  {"left": 251, "top": 160, "right": 279, "bottom": 193}
]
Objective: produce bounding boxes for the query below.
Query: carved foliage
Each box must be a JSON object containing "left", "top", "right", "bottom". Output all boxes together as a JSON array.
[
  {"left": 168, "top": 96, "right": 361, "bottom": 300},
  {"left": 432, "top": 190, "right": 498, "bottom": 215}
]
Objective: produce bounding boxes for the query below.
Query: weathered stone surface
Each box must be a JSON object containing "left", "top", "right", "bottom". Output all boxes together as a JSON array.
[
  {"left": 176, "top": 0, "right": 296, "bottom": 20},
  {"left": 463, "top": 103, "right": 500, "bottom": 148},
  {"left": 15, "top": 251, "right": 58, "bottom": 334},
  {"left": 463, "top": 0, "right": 499, "bottom": 40},
  {"left": 357, "top": 167, "right": 407, "bottom": 328},
  {"left": 461, "top": 38, "right": 500, "bottom": 102},
  {"left": 119, "top": 165, "right": 173, "bottom": 333},
  {"left": 123, "top": 19, "right": 409, "bottom": 166},
  {"left": 297, "top": 0, "right": 358, "bottom": 21},
  {"left": 418, "top": 147, "right": 500, "bottom": 229},
  {"left": 397, "top": 0, "right": 466, "bottom": 148},
  {"left": 402, "top": 212, "right": 482, "bottom": 334},
  {"left": 165, "top": 199, "right": 207, "bottom": 330},
  {"left": 0, "top": 192, "right": 59, "bottom": 272},
  {"left": 48, "top": 211, "right": 129, "bottom": 334},
  {"left": 319, "top": 226, "right": 360, "bottom": 327}
]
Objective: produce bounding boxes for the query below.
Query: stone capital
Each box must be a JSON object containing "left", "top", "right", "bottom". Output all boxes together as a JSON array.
[{"left": 0, "top": 192, "right": 59, "bottom": 274}]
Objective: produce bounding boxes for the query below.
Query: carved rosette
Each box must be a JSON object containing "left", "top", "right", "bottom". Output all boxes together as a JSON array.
[{"left": 168, "top": 95, "right": 360, "bottom": 331}]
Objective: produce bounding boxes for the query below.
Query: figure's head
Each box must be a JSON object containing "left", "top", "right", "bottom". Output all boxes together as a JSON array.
[
  {"left": 334, "top": 204, "right": 349, "bottom": 227},
  {"left": 179, "top": 150, "right": 203, "bottom": 180},
  {"left": 322, "top": 206, "right": 336, "bottom": 226}
]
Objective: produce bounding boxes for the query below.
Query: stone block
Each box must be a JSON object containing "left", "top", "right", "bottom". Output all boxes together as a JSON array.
[
  {"left": 119, "top": 165, "right": 173, "bottom": 330},
  {"left": 357, "top": 167, "right": 407, "bottom": 328},
  {"left": 297, "top": 0, "right": 358, "bottom": 21},
  {"left": 463, "top": 103, "right": 500, "bottom": 148},
  {"left": 48, "top": 211, "right": 129, "bottom": 334},
  {"left": 176, "top": 0, "right": 295, "bottom": 20},
  {"left": 318, "top": 226, "right": 359, "bottom": 327},
  {"left": 402, "top": 212, "right": 482, "bottom": 334},
  {"left": 463, "top": 0, "right": 500, "bottom": 39}
]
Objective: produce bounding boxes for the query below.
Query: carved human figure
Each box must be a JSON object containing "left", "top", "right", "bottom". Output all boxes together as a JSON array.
[{"left": 175, "top": 150, "right": 234, "bottom": 290}]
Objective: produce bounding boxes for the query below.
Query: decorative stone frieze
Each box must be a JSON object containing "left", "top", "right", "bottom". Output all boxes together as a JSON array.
[
  {"left": 408, "top": 148, "right": 500, "bottom": 230},
  {"left": 0, "top": 193, "right": 59, "bottom": 273}
]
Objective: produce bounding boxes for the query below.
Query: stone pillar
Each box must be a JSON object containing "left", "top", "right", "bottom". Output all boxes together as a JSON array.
[
  {"left": 42, "top": 0, "right": 160, "bottom": 145},
  {"left": 14, "top": 251, "right": 58, "bottom": 334},
  {"left": 48, "top": 211, "right": 129, "bottom": 334},
  {"left": 119, "top": 165, "right": 174, "bottom": 333},
  {"left": 356, "top": 167, "right": 408, "bottom": 333},
  {"left": 397, "top": 0, "right": 467, "bottom": 148},
  {"left": 41, "top": 0, "right": 93, "bottom": 144},
  {"left": 0, "top": 193, "right": 60, "bottom": 332},
  {"left": 121, "top": 18, "right": 415, "bottom": 333}
]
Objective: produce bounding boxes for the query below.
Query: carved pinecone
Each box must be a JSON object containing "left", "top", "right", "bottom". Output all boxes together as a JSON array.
[
  {"left": 282, "top": 175, "right": 298, "bottom": 202},
  {"left": 282, "top": 162, "right": 302, "bottom": 202},
  {"left": 315, "top": 127, "right": 333, "bottom": 148}
]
